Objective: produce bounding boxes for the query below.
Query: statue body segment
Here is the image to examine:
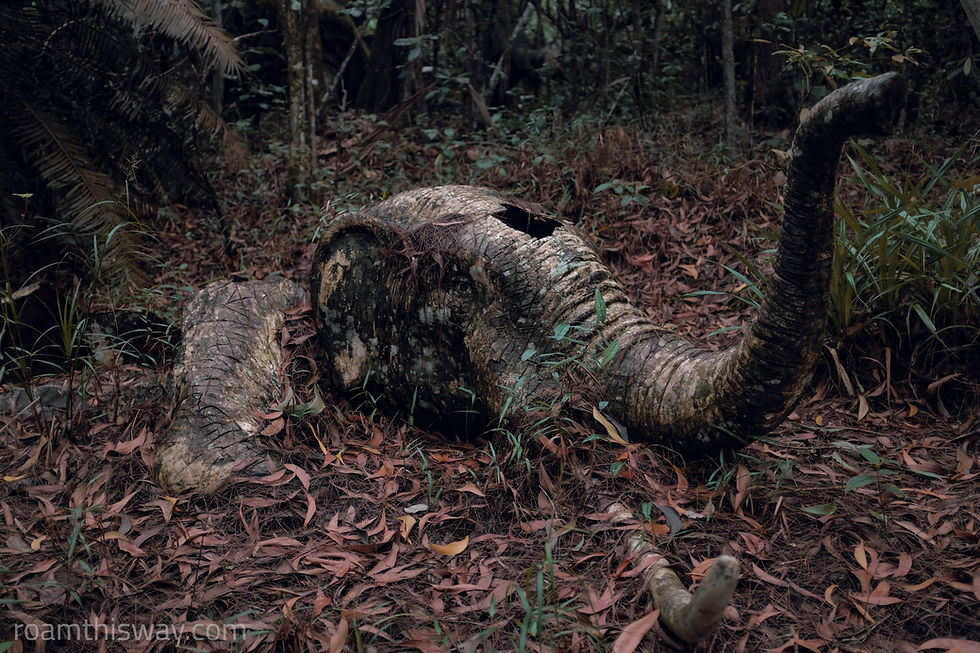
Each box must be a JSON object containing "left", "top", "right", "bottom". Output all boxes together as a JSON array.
[{"left": 312, "top": 73, "right": 907, "bottom": 453}]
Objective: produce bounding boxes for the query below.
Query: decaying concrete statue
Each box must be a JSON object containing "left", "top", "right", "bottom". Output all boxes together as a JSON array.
[
  {"left": 308, "top": 73, "right": 906, "bottom": 642},
  {"left": 156, "top": 73, "right": 907, "bottom": 643},
  {"left": 312, "top": 73, "right": 907, "bottom": 453}
]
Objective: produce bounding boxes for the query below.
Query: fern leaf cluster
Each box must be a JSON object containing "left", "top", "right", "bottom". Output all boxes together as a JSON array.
[{"left": 0, "top": 0, "right": 243, "bottom": 294}]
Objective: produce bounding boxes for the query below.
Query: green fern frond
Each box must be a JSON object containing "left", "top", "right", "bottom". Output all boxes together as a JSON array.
[
  {"left": 93, "top": 0, "right": 243, "bottom": 76},
  {"left": 8, "top": 99, "right": 146, "bottom": 288}
]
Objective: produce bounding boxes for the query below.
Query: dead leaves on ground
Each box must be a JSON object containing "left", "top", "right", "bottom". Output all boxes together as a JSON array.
[
  {"left": 2, "top": 388, "right": 976, "bottom": 651},
  {"left": 2, "top": 122, "right": 978, "bottom": 651}
]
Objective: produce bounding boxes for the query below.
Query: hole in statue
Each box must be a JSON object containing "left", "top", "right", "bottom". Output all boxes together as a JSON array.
[{"left": 496, "top": 204, "right": 560, "bottom": 238}]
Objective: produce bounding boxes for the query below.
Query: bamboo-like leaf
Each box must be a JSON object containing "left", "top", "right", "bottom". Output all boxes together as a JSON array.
[
  {"left": 801, "top": 502, "right": 837, "bottom": 516},
  {"left": 844, "top": 474, "right": 877, "bottom": 493}
]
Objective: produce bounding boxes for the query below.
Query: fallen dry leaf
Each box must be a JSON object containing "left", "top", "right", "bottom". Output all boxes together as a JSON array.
[
  {"left": 260, "top": 417, "right": 284, "bottom": 436},
  {"left": 916, "top": 638, "right": 980, "bottom": 653},
  {"left": 399, "top": 515, "right": 416, "bottom": 541},
  {"left": 594, "top": 405, "right": 629, "bottom": 445},
  {"left": 613, "top": 610, "right": 660, "bottom": 652},
  {"left": 854, "top": 541, "right": 868, "bottom": 570},
  {"left": 430, "top": 535, "right": 469, "bottom": 556},
  {"left": 455, "top": 481, "right": 485, "bottom": 496}
]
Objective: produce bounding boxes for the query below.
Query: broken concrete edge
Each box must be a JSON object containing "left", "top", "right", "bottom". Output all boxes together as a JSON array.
[{"left": 607, "top": 502, "right": 740, "bottom": 643}]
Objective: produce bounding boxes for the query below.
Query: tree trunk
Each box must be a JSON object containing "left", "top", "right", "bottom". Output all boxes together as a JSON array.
[
  {"left": 720, "top": 0, "right": 737, "bottom": 148},
  {"left": 650, "top": 0, "right": 668, "bottom": 80},
  {"left": 354, "top": 0, "right": 413, "bottom": 111},
  {"left": 277, "top": 0, "right": 322, "bottom": 201},
  {"left": 487, "top": 2, "right": 534, "bottom": 101},
  {"left": 747, "top": 0, "right": 784, "bottom": 124},
  {"left": 407, "top": 0, "right": 426, "bottom": 108},
  {"left": 311, "top": 73, "right": 907, "bottom": 455},
  {"left": 155, "top": 278, "right": 305, "bottom": 493},
  {"left": 210, "top": 0, "right": 224, "bottom": 116}
]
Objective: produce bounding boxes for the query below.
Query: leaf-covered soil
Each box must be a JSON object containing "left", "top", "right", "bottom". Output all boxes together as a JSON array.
[{"left": 2, "top": 110, "right": 978, "bottom": 652}]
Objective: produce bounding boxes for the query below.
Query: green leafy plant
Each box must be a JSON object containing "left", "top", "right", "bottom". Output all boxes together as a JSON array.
[
  {"left": 491, "top": 540, "right": 605, "bottom": 651},
  {"left": 59, "top": 499, "right": 107, "bottom": 610},
  {"left": 593, "top": 178, "right": 651, "bottom": 215},
  {"left": 771, "top": 29, "right": 920, "bottom": 102},
  {"left": 829, "top": 145, "right": 979, "bottom": 366},
  {"left": 683, "top": 240, "right": 776, "bottom": 339},
  {"left": 406, "top": 437, "right": 444, "bottom": 507},
  {"left": 800, "top": 439, "right": 944, "bottom": 522},
  {"left": 491, "top": 291, "right": 622, "bottom": 480},
  {"left": 826, "top": 439, "right": 941, "bottom": 525},
  {"left": 353, "top": 369, "right": 384, "bottom": 422}
]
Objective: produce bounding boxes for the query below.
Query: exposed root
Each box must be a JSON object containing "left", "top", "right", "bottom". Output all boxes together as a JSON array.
[{"left": 608, "top": 502, "right": 740, "bottom": 644}]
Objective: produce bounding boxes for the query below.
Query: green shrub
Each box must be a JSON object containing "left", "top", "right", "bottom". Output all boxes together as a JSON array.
[{"left": 830, "top": 143, "right": 979, "bottom": 378}]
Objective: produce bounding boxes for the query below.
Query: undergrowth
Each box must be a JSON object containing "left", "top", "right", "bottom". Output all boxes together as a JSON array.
[{"left": 829, "top": 141, "right": 979, "bottom": 410}]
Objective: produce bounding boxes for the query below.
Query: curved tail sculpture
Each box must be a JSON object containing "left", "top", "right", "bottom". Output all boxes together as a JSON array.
[{"left": 312, "top": 73, "right": 907, "bottom": 454}]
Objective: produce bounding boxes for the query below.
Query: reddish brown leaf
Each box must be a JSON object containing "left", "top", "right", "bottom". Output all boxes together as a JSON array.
[
  {"left": 854, "top": 541, "right": 868, "bottom": 570},
  {"left": 370, "top": 566, "right": 426, "bottom": 583},
  {"left": 851, "top": 580, "right": 903, "bottom": 605},
  {"left": 260, "top": 417, "right": 284, "bottom": 436},
  {"left": 899, "top": 578, "right": 938, "bottom": 592},
  {"left": 751, "top": 564, "right": 822, "bottom": 600},
  {"left": 613, "top": 610, "right": 660, "bottom": 652},
  {"left": 103, "top": 427, "right": 148, "bottom": 455},
  {"left": 765, "top": 637, "right": 825, "bottom": 653},
  {"left": 733, "top": 464, "right": 751, "bottom": 512},
  {"left": 303, "top": 492, "right": 316, "bottom": 528},
  {"left": 284, "top": 462, "right": 311, "bottom": 490},
  {"left": 147, "top": 497, "right": 176, "bottom": 522},
  {"left": 454, "top": 481, "right": 485, "bottom": 496}
]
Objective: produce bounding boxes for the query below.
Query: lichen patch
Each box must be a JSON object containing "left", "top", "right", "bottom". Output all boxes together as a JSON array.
[{"left": 334, "top": 333, "right": 368, "bottom": 388}]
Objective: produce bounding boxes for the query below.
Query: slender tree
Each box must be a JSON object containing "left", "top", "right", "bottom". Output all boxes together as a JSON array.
[
  {"left": 721, "top": 0, "right": 738, "bottom": 148},
  {"left": 962, "top": 0, "right": 980, "bottom": 43},
  {"left": 277, "top": 0, "right": 323, "bottom": 201},
  {"left": 355, "top": 0, "right": 415, "bottom": 111}
]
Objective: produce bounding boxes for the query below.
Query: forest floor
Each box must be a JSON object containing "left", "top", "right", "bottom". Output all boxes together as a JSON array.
[{"left": 1, "top": 105, "right": 978, "bottom": 652}]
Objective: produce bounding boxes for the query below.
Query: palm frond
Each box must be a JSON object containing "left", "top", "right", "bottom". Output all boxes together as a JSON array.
[
  {"left": 0, "top": 141, "right": 30, "bottom": 230},
  {"left": 165, "top": 81, "right": 226, "bottom": 137},
  {"left": 93, "top": 0, "right": 243, "bottom": 76},
  {"left": 0, "top": 0, "right": 235, "bottom": 295}
]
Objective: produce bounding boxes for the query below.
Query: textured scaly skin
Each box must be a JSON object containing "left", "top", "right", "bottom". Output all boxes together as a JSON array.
[{"left": 312, "top": 73, "right": 907, "bottom": 453}]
